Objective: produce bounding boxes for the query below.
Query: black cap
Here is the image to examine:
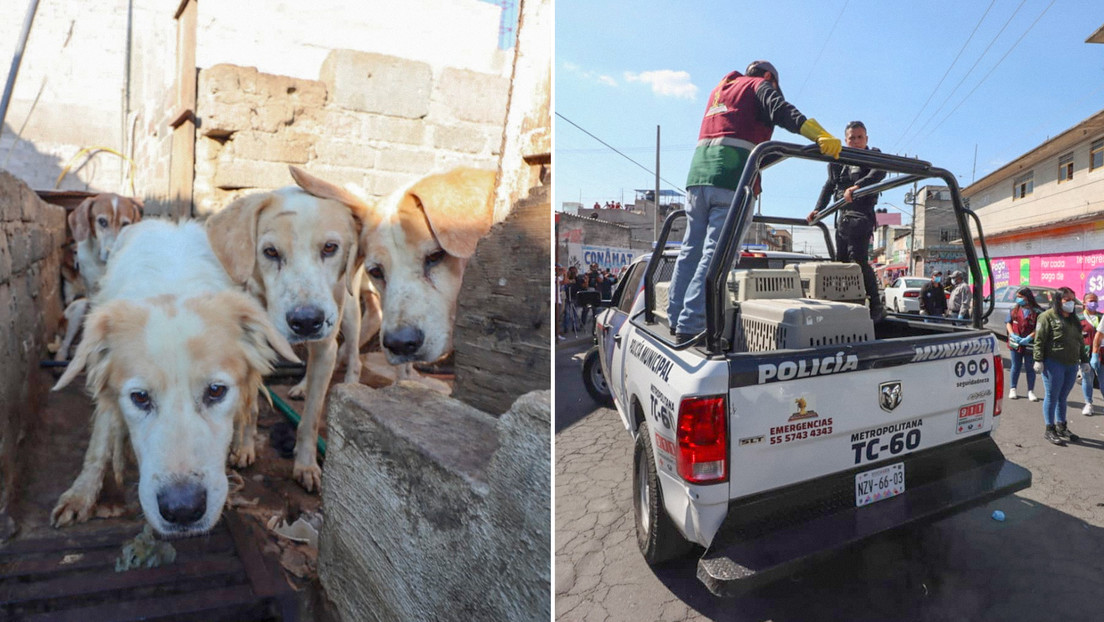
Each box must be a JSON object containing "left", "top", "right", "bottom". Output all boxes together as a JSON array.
[{"left": 746, "top": 60, "right": 779, "bottom": 81}]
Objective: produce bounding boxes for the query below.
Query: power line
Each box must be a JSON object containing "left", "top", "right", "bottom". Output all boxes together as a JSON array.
[
  {"left": 898, "top": 0, "right": 1028, "bottom": 151},
  {"left": 555, "top": 112, "right": 685, "bottom": 190},
  {"left": 918, "top": 0, "right": 1056, "bottom": 145},
  {"left": 793, "top": 0, "right": 849, "bottom": 101},
  {"left": 890, "top": 0, "right": 995, "bottom": 151}
]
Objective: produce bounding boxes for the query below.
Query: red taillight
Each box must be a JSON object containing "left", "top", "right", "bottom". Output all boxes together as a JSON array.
[
  {"left": 994, "top": 355, "right": 1004, "bottom": 417},
  {"left": 676, "top": 395, "right": 728, "bottom": 484},
  {"left": 904, "top": 291, "right": 919, "bottom": 298}
]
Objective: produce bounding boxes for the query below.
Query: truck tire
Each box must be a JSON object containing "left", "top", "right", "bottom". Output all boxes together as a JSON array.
[
  {"left": 582, "top": 347, "right": 613, "bottom": 407},
  {"left": 633, "top": 430, "right": 694, "bottom": 565}
]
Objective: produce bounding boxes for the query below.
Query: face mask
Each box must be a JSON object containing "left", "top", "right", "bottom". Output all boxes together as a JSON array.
[
  {"left": 934, "top": 276, "right": 942, "bottom": 283},
  {"left": 1016, "top": 297, "right": 1027, "bottom": 306},
  {"left": 1088, "top": 301, "right": 1099, "bottom": 312},
  {"left": 1062, "top": 301, "right": 1076, "bottom": 313}
]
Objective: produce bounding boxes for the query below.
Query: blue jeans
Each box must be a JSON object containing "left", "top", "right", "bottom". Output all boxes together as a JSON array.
[
  {"left": 667, "top": 185, "right": 734, "bottom": 335},
  {"left": 1008, "top": 349, "right": 1035, "bottom": 392},
  {"left": 1082, "top": 355, "right": 1104, "bottom": 404},
  {"left": 1041, "top": 361, "right": 1078, "bottom": 426}
]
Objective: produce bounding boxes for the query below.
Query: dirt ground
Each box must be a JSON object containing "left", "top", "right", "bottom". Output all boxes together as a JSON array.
[{"left": 9, "top": 353, "right": 447, "bottom": 620}]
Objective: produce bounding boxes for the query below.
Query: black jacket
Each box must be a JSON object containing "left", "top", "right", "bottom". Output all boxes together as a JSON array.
[
  {"left": 919, "top": 279, "right": 948, "bottom": 315},
  {"left": 814, "top": 147, "right": 887, "bottom": 220}
]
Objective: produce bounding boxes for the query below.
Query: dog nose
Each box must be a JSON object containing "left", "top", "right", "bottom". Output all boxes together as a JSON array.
[
  {"left": 156, "top": 481, "right": 207, "bottom": 526},
  {"left": 286, "top": 306, "right": 325, "bottom": 336},
  {"left": 383, "top": 326, "right": 424, "bottom": 357}
]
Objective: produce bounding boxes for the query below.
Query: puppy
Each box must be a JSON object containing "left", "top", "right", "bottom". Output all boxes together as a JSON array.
[
  {"left": 205, "top": 169, "right": 365, "bottom": 491},
  {"left": 51, "top": 220, "right": 297, "bottom": 536},
  {"left": 358, "top": 168, "right": 496, "bottom": 365},
  {"left": 55, "top": 193, "right": 143, "bottom": 361}
]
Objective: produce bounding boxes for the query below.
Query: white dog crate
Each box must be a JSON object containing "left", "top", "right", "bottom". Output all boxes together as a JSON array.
[
  {"left": 797, "top": 262, "right": 866, "bottom": 302},
  {"left": 735, "top": 298, "right": 875, "bottom": 352},
  {"left": 729, "top": 267, "right": 804, "bottom": 302},
  {"left": 654, "top": 281, "right": 671, "bottom": 321}
]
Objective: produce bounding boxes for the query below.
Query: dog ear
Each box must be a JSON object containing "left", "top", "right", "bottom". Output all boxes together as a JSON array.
[
  {"left": 69, "top": 197, "right": 95, "bottom": 242},
  {"left": 219, "top": 291, "right": 301, "bottom": 365},
  {"left": 205, "top": 193, "right": 274, "bottom": 285},
  {"left": 288, "top": 166, "right": 372, "bottom": 294},
  {"left": 129, "top": 196, "right": 145, "bottom": 219},
  {"left": 410, "top": 168, "right": 496, "bottom": 259},
  {"left": 53, "top": 303, "right": 115, "bottom": 391}
]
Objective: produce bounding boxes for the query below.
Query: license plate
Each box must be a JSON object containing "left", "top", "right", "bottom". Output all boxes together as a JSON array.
[{"left": 855, "top": 462, "right": 905, "bottom": 507}]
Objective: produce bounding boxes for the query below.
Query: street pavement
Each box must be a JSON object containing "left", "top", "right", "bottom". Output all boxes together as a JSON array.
[{"left": 555, "top": 341, "right": 1104, "bottom": 621}]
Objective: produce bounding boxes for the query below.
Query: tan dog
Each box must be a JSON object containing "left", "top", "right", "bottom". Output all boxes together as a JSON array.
[
  {"left": 52, "top": 220, "right": 297, "bottom": 536},
  {"left": 55, "top": 193, "right": 144, "bottom": 361},
  {"left": 205, "top": 168, "right": 365, "bottom": 491},
  {"left": 358, "top": 168, "right": 496, "bottom": 365}
]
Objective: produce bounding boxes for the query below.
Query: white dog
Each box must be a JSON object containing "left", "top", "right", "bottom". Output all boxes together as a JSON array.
[{"left": 51, "top": 220, "right": 297, "bottom": 536}]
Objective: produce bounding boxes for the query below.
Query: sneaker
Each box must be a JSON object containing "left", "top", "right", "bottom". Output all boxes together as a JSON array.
[
  {"left": 674, "top": 333, "right": 695, "bottom": 345},
  {"left": 1083, "top": 404, "right": 1094, "bottom": 416},
  {"left": 1044, "top": 425, "right": 1064, "bottom": 445},
  {"left": 1009, "top": 388, "right": 1018, "bottom": 400},
  {"left": 557, "top": 334, "right": 566, "bottom": 341},
  {"left": 1056, "top": 422, "right": 1080, "bottom": 442},
  {"left": 1028, "top": 391, "right": 1040, "bottom": 402}
]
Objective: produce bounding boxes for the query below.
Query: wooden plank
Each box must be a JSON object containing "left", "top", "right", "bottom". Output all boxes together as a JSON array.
[
  {"left": 20, "top": 584, "right": 268, "bottom": 622},
  {"left": 0, "top": 557, "right": 246, "bottom": 605},
  {"left": 169, "top": 0, "right": 197, "bottom": 219}
]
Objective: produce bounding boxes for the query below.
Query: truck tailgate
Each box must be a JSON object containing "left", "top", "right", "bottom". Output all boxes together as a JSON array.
[{"left": 725, "top": 333, "right": 1001, "bottom": 500}]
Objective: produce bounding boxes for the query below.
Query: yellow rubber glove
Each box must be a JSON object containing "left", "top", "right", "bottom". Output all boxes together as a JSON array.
[{"left": 799, "top": 118, "right": 842, "bottom": 159}]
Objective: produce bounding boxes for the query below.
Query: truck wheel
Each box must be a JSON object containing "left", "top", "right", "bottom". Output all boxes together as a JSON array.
[
  {"left": 633, "top": 430, "right": 694, "bottom": 565},
  {"left": 582, "top": 347, "right": 613, "bottom": 407}
]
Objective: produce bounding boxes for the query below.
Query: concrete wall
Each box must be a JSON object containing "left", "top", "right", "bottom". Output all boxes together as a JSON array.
[
  {"left": 557, "top": 212, "right": 641, "bottom": 271},
  {"left": 192, "top": 53, "right": 509, "bottom": 214},
  {"left": 0, "top": 171, "right": 66, "bottom": 538},
  {"left": 320, "top": 383, "right": 550, "bottom": 622},
  {"left": 0, "top": 0, "right": 129, "bottom": 193}
]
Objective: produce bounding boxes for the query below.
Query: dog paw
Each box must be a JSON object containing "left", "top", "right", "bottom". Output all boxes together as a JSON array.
[
  {"left": 51, "top": 490, "right": 98, "bottom": 527},
  {"left": 288, "top": 380, "right": 307, "bottom": 400},
  {"left": 293, "top": 463, "right": 322, "bottom": 493},
  {"left": 93, "top": 502, "right": 127, "bottom": 519},
  {"left": 229, "top": 445, "right": 256, "bottom": 469}
]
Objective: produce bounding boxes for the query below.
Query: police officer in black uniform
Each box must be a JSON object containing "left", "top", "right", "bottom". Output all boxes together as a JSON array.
[{"left": 806, "top": 120, "right": 887, "bottom": 320}]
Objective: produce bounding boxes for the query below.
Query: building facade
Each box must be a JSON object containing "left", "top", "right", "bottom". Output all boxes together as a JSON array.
[{"left": 964, "top": 109, "right": 1104, "bottom": 296}]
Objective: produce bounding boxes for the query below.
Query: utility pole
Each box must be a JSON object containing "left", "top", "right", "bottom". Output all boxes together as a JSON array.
[
  {"left": 905, "top": 181, "right": 919, "bottom": 275},
  {"left": 653, "top": 125, "right": 661, "bottom": 244}
]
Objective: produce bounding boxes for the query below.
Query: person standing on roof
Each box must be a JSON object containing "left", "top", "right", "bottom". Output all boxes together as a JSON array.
[
  {"left": 805, "top": 120, "right": 887, "bottom": 321},
  {"left": 667, "top": 60, "right": 842, "bottom": 344}
]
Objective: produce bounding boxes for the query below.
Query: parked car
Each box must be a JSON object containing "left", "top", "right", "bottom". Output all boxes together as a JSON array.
[
  {"left": 983, "top": 284, "right": 1079, "bottom": 337},
  {"left": 883, "top": 276, "right": 930, "bottom": 313}
]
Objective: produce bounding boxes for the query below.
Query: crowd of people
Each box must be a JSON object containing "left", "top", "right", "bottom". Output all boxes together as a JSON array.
[
  {"left": 555, "top": 262, "right": 619, "bottom": 340},
  {"left": 1004, "top": 284, "right": 1104, "bottom": 445},
  {"left": 591, "top": 201, "right": 624, "bottom": 210}
]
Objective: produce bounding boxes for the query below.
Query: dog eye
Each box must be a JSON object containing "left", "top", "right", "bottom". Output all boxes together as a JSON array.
[
  {"left": 368, "top": 266, "right": 385, "bottom": 281},
  {"left": 130, "top": 390, "right": 152, "bottom": 411},
  {"left": 204, "top": 383, "right": 228, "bottom": 406},
  {"left": 425, "top": 249, "right": 447, "bottom": 267},
  {"left": 97, "top": 217, "right": 109, "bottom": 228},
  {"left": 321, "top": 242, "right": 339, "bottom": 257},
  {"left": 263, "top": 247, "right": 281, "bottom": 261}
]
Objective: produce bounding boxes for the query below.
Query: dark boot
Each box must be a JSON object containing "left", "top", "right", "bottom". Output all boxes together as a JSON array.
[
  {"left": 1044, "top": 424, "right": 1064, "bottom": 445},
  {"left": 1055, "top": 422, "right": 1079, "bottom": 442}
]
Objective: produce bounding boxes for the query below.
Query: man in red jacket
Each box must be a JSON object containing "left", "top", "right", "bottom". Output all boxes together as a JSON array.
[{"left": 667, "top": 60, "right": 841, "bottom": 344}]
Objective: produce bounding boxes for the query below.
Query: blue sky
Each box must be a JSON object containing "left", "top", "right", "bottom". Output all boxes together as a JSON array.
[{"left": 555, "top": 0, "right": 1104, "bottom": 253}]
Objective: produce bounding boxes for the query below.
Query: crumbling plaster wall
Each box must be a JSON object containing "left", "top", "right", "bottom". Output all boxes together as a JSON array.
[{"left": 0, "top": 171, "right": 66, "bottom": 538}]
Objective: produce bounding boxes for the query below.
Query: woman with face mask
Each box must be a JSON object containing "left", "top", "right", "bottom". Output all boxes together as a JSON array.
[
  {"left": 1080, "top": 292, "right": 1101, "bottom": 414},
  {"left": 1005, "top": 287, "right": 1042, "bottom": 402},
  {"left": 1033, "top": 286, "right": 1090, "bottom": 445}
]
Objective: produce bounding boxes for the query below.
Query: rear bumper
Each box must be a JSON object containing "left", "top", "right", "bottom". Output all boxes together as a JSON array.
[{"left": 697, "top": 435, "right": 1030, "bottom": 597}]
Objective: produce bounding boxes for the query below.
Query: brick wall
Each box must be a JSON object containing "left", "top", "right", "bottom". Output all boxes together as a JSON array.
[
  {"left": 0, "top": 171, "right": 66, "bottom": 537},
  {"left": 194, "top": 53, "right": 509, "bottom": 214}
]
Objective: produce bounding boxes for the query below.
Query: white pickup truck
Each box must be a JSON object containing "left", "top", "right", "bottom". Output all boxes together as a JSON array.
[{"left": 582, "top": 143, "right": 1031, "bottom": 596}]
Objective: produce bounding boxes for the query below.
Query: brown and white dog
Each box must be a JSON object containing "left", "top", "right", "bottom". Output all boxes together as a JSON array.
[
  {"left": 51, "top": 219, "right": 297, "bottom": 536},
  {"left": 205, "top": 168, "right": 365, "bottom": 492},
  {"left": 55, "top": 193, "right": 143, "bottom": 361},
  {"left": 356, "top": 168, "right": 496, "bottom": 365}
]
